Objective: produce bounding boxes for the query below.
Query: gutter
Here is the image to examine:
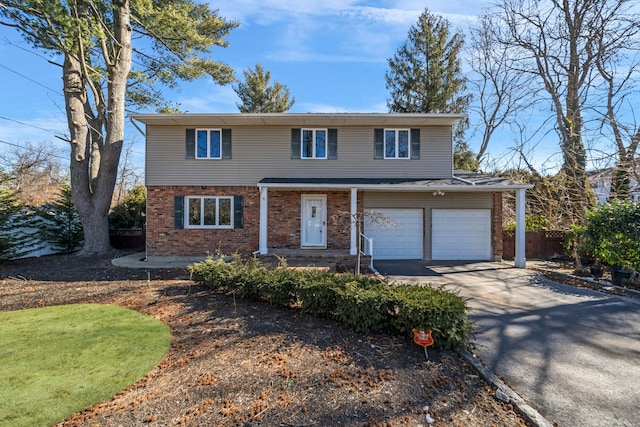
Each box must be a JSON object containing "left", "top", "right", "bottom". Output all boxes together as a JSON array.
[{"left": 256, "top": 182, "right": 533, "bottom": 192}]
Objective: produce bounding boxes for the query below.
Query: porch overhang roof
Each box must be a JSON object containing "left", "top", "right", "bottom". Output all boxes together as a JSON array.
[{"left": 258, "top": 172, "right": 533, "bottom": 192}]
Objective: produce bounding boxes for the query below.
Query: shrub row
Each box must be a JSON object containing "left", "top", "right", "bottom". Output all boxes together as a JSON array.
[{"left": 188, "top": 255, "right": 472, "bottom": 349}]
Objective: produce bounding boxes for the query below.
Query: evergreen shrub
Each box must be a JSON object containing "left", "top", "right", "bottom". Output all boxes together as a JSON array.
[
  {"left": 188, "top": 255, "right": 472, "bottom": 349},
  {"left": 576, "top": 200, "right": 640, "bottom": 270}
]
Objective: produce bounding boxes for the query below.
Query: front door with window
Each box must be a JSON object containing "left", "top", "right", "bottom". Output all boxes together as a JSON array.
[{"left": 301, "top": 195, "right": 327, "bottom": 248}]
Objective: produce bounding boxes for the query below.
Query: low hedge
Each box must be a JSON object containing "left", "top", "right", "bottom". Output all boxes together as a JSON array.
[{"left": 188, "top": 255, "right": 472, "bottom": 349}]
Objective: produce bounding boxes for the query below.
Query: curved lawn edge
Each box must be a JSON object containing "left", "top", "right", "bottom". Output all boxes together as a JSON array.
[{"left": 0, "top": 303, "right": 171, "bottom": 427}]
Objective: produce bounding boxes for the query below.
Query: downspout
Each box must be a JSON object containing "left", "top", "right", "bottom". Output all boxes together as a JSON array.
[
  {"left": 129, "top": 116, "right": 147, "bottom": 259},
  {"left": 129, "top": 116, "right": 146, "bottom": 137},
  {"left": 452, "top": 174, "right": 476, "bottom": 185}
]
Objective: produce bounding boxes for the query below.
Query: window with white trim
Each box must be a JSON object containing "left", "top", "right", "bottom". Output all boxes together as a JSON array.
[
  {"left": 384, "top": 129, "right": 410, "bottom": 159},
  {"left": 196, "top": 129, "right": 222, "bottom": 159},
  {"left": 301, "top": 129, "right": 327, "bottom": 159},
  {"left": 186, "top": 196, "right": 232, "bottom": 228}
]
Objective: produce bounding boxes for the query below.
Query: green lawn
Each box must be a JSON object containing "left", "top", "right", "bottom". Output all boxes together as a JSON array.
[{"left": 0, "top": 304, "right": 171, "bottom": 427}]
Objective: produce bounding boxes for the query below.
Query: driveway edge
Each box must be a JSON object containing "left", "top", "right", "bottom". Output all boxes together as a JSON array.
[{"left": 459, "top": 349, "right": 554, "bottom": 427}]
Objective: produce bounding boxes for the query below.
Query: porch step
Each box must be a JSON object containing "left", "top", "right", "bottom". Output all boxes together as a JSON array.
[{"left": 257, "top": 249, "right": 371, "bottom": 269}]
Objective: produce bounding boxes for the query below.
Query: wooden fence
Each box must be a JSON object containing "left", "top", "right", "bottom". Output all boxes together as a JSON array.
[{"left": 502, "top": 230, "right": 565, "bottom": 260}]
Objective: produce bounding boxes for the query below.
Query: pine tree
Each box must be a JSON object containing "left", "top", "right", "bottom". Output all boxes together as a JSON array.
[
  {"left": 0, "top": 172, "right": 21, "bottom": 259},
  {"left": 0, "top": 0, "right": 237, "bottom": 256},
  {"left": 39, "top": 184, "right": 84, "bottom": 254},
  {"left": 234, "top": 64, "right": 295, "bottom": 113},
  {"left": 386, "top": 8, "right": 476, "bottom": 170},
  {"left": 109, "top": 185, "right": 146, "bottom": 229}
]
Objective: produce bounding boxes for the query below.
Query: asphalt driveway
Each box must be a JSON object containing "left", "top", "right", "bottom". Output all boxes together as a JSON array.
[{"left": 375, "top": 260, "right": 640, "bottom": 427}]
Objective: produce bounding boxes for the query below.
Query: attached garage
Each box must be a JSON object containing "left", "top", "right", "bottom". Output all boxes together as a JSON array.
[
  {"left": 431, "top": 209, "right": 492, "bottom": 260},
  {"left": 364, "top": 209, "right": 423, "bottom": 260}
]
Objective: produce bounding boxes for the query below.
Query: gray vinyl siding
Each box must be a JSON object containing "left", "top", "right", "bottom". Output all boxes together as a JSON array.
[
  {"left": 145, "top": 125, "right": 453, "bottom": 186},
  {"left": 362, "top": 191, "right": 493, "bottom": 260}
]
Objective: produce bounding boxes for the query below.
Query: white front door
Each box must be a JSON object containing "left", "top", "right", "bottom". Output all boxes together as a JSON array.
[{"left": 301, "top": 195, "right": 327, "bottom": 248}]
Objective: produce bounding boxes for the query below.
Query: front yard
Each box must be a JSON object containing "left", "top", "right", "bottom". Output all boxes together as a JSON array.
[{"left": 0, "top": 253, "right": 528, "bottom": 426}]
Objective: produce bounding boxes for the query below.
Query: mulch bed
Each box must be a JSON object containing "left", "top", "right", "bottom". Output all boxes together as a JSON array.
[
  {"left": 1, "top": 253, "right": 529, "bottom": 426},
  {"left": 529, "top": 261, "right": 640, "bottom": 299}
]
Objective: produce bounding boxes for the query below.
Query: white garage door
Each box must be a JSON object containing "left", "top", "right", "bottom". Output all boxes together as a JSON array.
[
  {"left": 364, "top": 209, "right": 423, "bottom": 260},
  {"left": 432, "top": 209, "right": 492, "bottom": 260}
]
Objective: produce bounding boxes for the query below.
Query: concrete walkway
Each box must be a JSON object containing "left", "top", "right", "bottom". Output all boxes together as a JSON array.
[
  {"left": 376, "top": 260, "right": 640, "bottom": 427},
  {"left": 111, "top": 252, "right": 206, "bottom": 269}
]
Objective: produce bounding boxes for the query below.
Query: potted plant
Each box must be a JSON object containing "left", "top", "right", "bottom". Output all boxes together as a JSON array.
[
  {"left": 589, "top": 259, "right": 604, "bottom": 279},
  {"left": 576, "top": 201, "right": 640, "bottom": 286}
]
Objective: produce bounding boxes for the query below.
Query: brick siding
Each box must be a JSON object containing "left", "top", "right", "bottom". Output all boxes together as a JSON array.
[
  {"left": 492, "top": 192, "right": 504, "bottom": 260},
  {"left": 268, "top": 190, "right": 357, "bottom": 250},
  {"left": 147, "top": 186, "right": 359, "bottom": 257},
  {"left": 147, "top": 186, "right": 501, "bottom": 260},
  {"left": 146, "top": 186, "right": 260, "bottom": 257}
]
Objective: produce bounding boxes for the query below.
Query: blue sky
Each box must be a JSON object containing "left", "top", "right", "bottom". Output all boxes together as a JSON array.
[{"left": 0, "top": 0, "right": 566, "bottom": 173}]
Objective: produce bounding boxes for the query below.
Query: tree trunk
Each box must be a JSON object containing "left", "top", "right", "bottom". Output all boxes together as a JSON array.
[
  {"left": 62, "top": 0, "right": 132, "bottom": 256},
  {"left": 610, "top": 153, "right": 633, "bottom": 200},
  {"left": 64, "top": 62, "right": 114, "bottom": 255}
]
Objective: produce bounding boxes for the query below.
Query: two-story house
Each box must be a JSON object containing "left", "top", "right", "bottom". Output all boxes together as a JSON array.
[
  {"left": 132, "top": 113, "right": 531, "bottom": 267},
  {"left": 588, "top": 164, "right": 640, "bottom": 204}
]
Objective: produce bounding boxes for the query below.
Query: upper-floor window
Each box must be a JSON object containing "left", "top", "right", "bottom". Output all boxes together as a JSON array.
[
  {"left": 384, "top": 129, "right": 410, "bottom": 159},
  {"left": 302, "top": 129, "right": 327, "bottom": 159},
  {"left": 196, "top": 129, "right": 222, "bottom": 159},
  {"left": 291, "top": 128, "right": 337, "bottom": 160},
  {"left": 186, "top": 196, "right": 232, "bottom": 228},
  {"left": 185, "top": 128, "right": 232, "bottom": 160},
  {"left": 374, "top": 128, "right": 419, "bottom": 160}
]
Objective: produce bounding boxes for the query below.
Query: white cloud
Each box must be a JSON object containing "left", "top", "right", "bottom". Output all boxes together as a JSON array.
[
  {"left": 216, "top": 1, "right": 485, "bottom": 66},
  {"left": 0, "top": 115, "right": 69, "bottom": 147},
  {"left": 176, "top": 84, "right": 238, "bottom": 113},
  {"left": 340, "top": 6, "right": 419, "bottom": 25},
  {"left": 296, "top": 101, "right": 387, "bottom": 114},
  {"left": 216, "top": 0, "right": 361, "bottom": 24}
]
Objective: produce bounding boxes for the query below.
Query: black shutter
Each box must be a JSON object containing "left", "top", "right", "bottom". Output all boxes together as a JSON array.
[
  {"left": 291, "top": 128, "right": 301, "bottom": 159},
  {"left": 222, "top": 128, "right": 232, "bottom": 159},
  {"left": 185, "top": 129, "right": 195, "bottom": 159},
  {"left": 410, "top": 128, "right": 420, "bottom": 159},
  {"left": 174, "top": 196, "right": 184, "bottom": 228},
  {"left": 374, "top": 128, "right": 384, "bottom": 159},
  {"left": 328, "top": 128, "right": 338, "bottom": 159},
  {"left": 233, "top": 196, "right": 244, "bottom": 229}
]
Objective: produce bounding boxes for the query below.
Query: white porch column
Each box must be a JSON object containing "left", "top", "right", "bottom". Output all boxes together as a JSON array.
[
  {"left": 514, "top": 188, "right": 526, "bottom": 268},
  {"left": 259, "top": 186, "right": 268, "bottom": 254},
  {"left": 350, "top": 188, "right": 357, "bottom": 255}
]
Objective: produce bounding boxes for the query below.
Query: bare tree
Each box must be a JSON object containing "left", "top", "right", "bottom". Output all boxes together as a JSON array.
[
  {"left": 0, "top": 141, "right": 64, "bottom": 206},
  {"left": 493, "top": 0, "right": 638, "bottom": 223},
  {"left": 467, "top": 14, "right": 532, "bottom": 166},
  {"left": 592, "top": 26, "right": 640, "bottom": 199},
  {"left": 332, "top": 210, "right": 396, "bottom": 276},
  {"left": 113, "top": 141, "right": 144, "bottom": 207}
]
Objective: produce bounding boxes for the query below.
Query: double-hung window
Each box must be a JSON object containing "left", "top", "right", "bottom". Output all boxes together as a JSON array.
[
  {"left": 301, "top": 129, "right": 327, "bottom": 159},
  {"left": 186, "top": 196, "right": 232, "bottom": 228},
  {"left": 384, "top": 129, "right": 410, "bottom": 159},
  {"left": 196, "top": 129, "right": 222, "bottom": 159}
]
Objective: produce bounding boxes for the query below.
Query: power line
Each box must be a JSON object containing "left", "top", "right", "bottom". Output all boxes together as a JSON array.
[
  {"left": 0, "top": 140, "right": 69, "bottom": 161},
  {"left": 0, "top": 115, "right": 68, "bottom": 140},
  {"left": 0, "top": 63, "right": 62, "bottom": 94},
  {"left": 0, "top": 37, "right": 62, "bottom": 66}
]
